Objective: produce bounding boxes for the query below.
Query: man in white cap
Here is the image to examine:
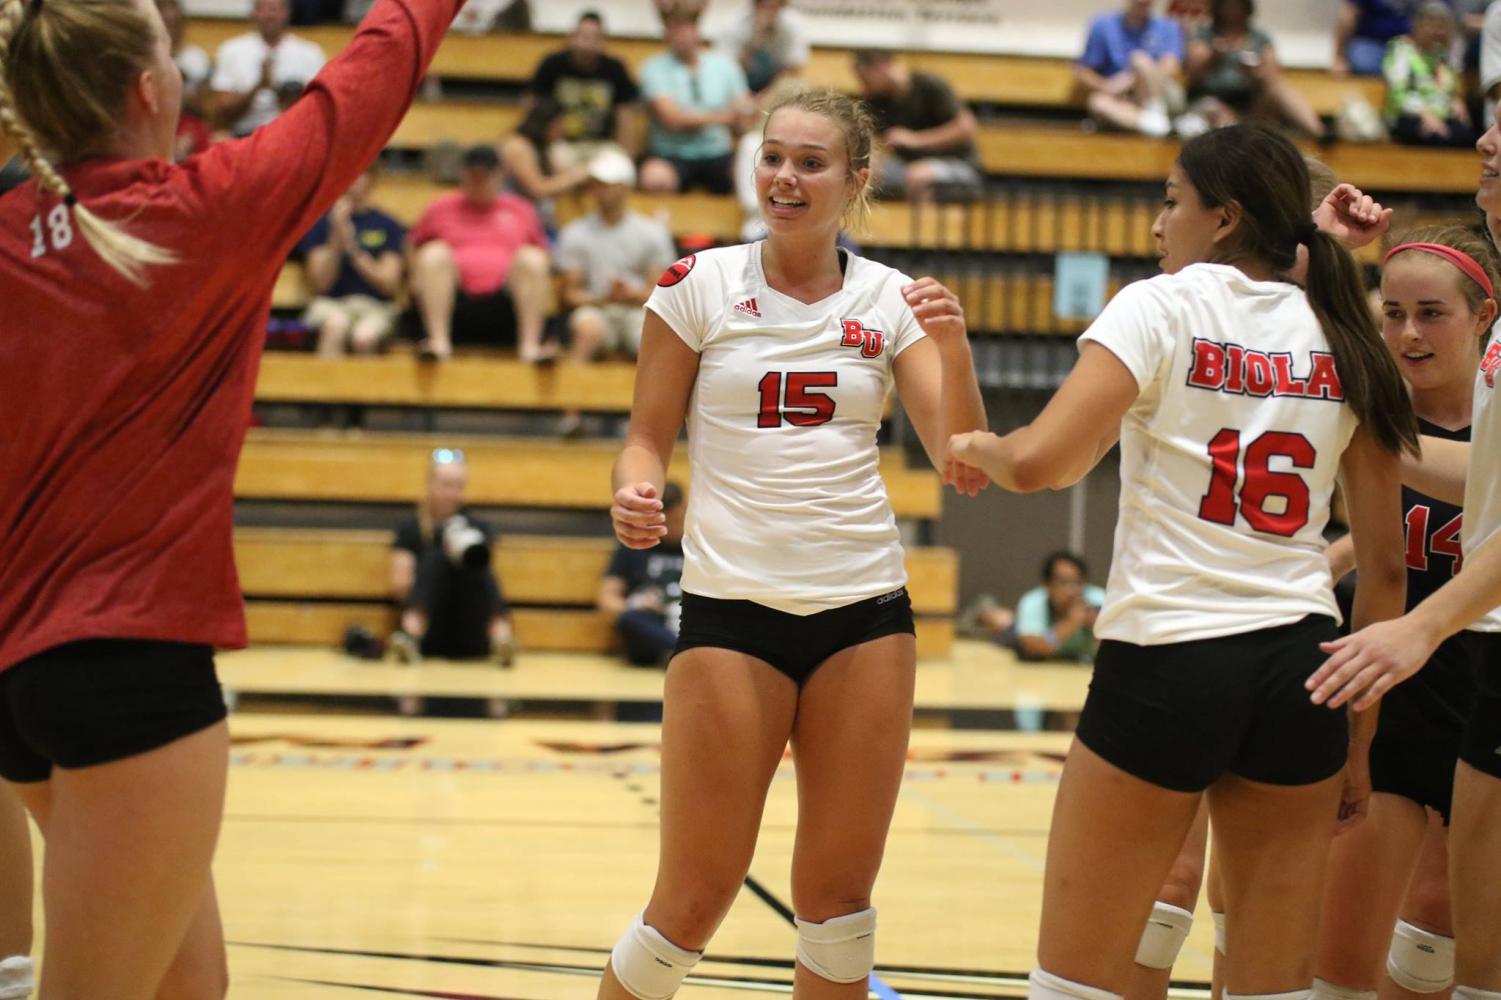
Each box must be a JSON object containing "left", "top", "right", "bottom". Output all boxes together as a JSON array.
[{"left": 555, "top": 150, "right": 678, "bottom": 436}]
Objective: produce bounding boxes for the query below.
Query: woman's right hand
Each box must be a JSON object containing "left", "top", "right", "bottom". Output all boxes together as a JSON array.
[{"left": 612, "top": 482, "right": 667, "bottom": 549}]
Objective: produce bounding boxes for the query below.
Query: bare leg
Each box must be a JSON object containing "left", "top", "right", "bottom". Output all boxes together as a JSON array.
[
  {"left": 1036, "top": 741, "right": 1203, "bottom": 991},
  {"left": 639, "top": 158, "right": 681, "bottom": 195},
  {"left": 1126, "top": 801, "right": 1210, "bottom": 1000},
  {"left": 0, "top": 783, "right": 32, "bottom": 959},
  {"left": 1261, "top": 75, "right": 1327, "bottom": 138},
  {"left": 1448, "top": 762, "right": 1501, "bottom": 988},
  {"left": 902, "top": 161, "right": 939, "bottom": 205},
  {"left": 1087, "top": 91, "right": 1147, "bottom": 133},
  {"left": 315, "top": 310, "right": 352, "bottom": 358},
  {"left": 409, "top": 240, "right": 458, "bottom": 359},
  {"left": 27, "top": 722, "right": 228, "bottom": 1000},
  {"left": 1316, "top": 793, "right": 1428, "bottom": 989},
  {"left": 562, "top": 309, "right": 607, "bottom": 432},
  {"left": 1381, "top": 813, "right": 1453, "bottom": 1000},
  {"left": 596, "top": 648, "right": 798, "bottom": 999},
  {"left": 1209, "top": 770, "right": 1344, "bottom": 993},
  {"left": 348, "top": 318, "right": 386, "bottom": 355},
  {"left": 789, "top": 633, "right": 916, "bottom": 999},
  {"left": 505, "top": 245, "right": 555, "bottom": 363}
]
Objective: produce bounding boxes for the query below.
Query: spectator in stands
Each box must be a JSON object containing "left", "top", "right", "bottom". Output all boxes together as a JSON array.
[
  {"left": 852, "top": 49, "right": 984, "bottom": 202},
  {"left": 1480, "top": 0, "right": 1501, "bottom": 125},
  {"left": 391, "top": 447, "right": 515, "bottom": 666},
  {"left": 597, "top": 482, "right": 685, "bottom": 667},
  {"left": 294, "top": 164, "right": 406, "bottom": 357},
  {"left": 639, "top": 4, "right": 754, "bottom": 195},
  {"left": 1014, "top": 551, "right": 1106, "bottom": 663},
  {"left": 157, "top": 0, "right": 211, "bottom": 113},
  {"left": 526, "top": 12, "right": 641, "bottom": 171},
  {"left": 499, "top": 97, "right": 592, "bottom": 229},
  {"left": 1181, "top": 0, "right": 1327, "bottom": 139},
  {"left": 1335, "top": 0, "right": 1434, "bottom": 77},
  {"left": 556, "top": 151, "right": 677, "bottom": 436},
  {"left": 210, "top": 0, "right": 326, "bottom": 136},
  {"left": 715, "top": 0, "right": 810, "bottom": 93},
  {"left": 1384, "top": 1, "right": 1476, "bottom": 146},
  {"left": 156, "top": 0, "right": 214, "bottom": 160},
  {"left": 1075, "top": 0, "right": 1186, "bottom": 138},
  {"left": 407, "top": 144, "right": 554, "bottom": 363}
]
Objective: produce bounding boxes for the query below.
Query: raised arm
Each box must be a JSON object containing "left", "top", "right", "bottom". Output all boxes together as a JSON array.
[{"left": 1402, "top": 435, "right": 1469, "bottom": 505}]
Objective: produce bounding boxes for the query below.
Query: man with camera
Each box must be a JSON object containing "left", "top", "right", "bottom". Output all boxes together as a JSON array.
[{"left": 389, "top": 448, "right": 515, "bottom": 666}]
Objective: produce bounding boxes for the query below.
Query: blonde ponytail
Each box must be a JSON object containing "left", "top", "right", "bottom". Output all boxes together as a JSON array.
[{"left": 0, "top": 0, "right": 177, "bottom": 286}]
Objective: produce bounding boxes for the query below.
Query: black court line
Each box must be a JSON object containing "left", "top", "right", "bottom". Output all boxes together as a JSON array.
[{"left": 280, "top": 978, "right": 529, "bottom": 999}]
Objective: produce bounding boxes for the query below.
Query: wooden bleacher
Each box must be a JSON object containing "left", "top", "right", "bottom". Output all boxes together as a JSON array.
[
  {"left": 234, "top": 527, "right": 958, "bottom": 658},
  {"left": 235, "top": 429, "right": 943, "bottom": 518},
  {"left": 184, "top": 22, "right": 1386, "bottom": 118}
]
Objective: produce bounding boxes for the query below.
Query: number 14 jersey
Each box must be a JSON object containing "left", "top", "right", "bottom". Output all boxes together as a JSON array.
[
  {"left": 645, "top": 242, "right": 926, "bottom": 615},
  {"left": 1080, "top": 263, "right": 1359, "bottom": 645}
]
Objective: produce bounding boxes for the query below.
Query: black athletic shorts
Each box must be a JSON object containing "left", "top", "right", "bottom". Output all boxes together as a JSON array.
[
  {"left": 1461, "top": 632, "right": 1501, "bottom": 780},
  {"left": 452, "top": 289, "right": 518, "bottom": 347},
  {"left": 1076, "top": 615, "right": 1348, "bottom": 793},
  {"left": 673, "top": 588, "right": 915, "bottom": 686},
  {"left": 1368, "top": 632, "right": 1477, "bottom": 823},
  {"left": 0, "top": 638, "right": 227, "bottom": 784}
]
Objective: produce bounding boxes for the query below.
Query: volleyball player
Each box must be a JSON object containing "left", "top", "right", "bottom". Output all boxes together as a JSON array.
[
  {"left": 598, "top": 88, "right": 988, "bottom": 1000},
  {"left": 0, "top": 0, "right": 460, "bottom": 994},
  {"left": 1312, "top": 226, "right": 1499, "bottom": 1000},
  {"left": 1125, "top": 170, "right": 1396, "bottom": 1000},
  {"left": 1310, "top": 113, "right": 1501, "bottom": 1000},
  {"left": 948, "top": 124, "right": 1416, "bottom": 999}
]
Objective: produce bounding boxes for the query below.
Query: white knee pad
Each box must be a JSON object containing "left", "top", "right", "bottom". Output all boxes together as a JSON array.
[
  {"left": 1134, "top": 901, "right": 1194, "bottom": 969},
  {"left": 1028, "top": 968, "right": 1124, "bottom": 1000},
  {"left": 1387, "top": 920, "right": 1455, "bottom": 994},
  {"left": 0, "top": 957, "right": 33, "bottom": 1000},
  {"left": 1310, "top": 978, "right": 1377, "bottom": 1000},
  {"left": 1212, "top": 910, "right": 1228, "bottom": 956},
  {"left": 1224, "top": 991, "right": 1313, "bottom": 1000},
  {"left": 795, "top": 907, "right": 876, "bottom": 985},
  {"left": 609, "top": 913, "right": 702, "bottom": 1000}
]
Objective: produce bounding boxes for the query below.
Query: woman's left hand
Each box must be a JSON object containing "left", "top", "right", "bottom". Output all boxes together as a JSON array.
[
  {"left": 904, "top": 277, "right": 967, "bottom": 340},
  {"left": 944, "top": 430, "right": 996, "bottom": 495}
]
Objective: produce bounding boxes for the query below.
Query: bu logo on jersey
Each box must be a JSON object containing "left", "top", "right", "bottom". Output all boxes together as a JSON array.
[
  {"left": 1483, "top": 340, "right": 1501, "bottom": 388},
  {"left": 1186, "top": 338, "right": 1344, "bottom": 401},
  {"left": 840, "top": 319, "right": 885, "bottom": 359}
]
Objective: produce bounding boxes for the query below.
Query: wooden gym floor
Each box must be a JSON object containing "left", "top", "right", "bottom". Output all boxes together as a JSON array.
[{"left": 20, "top": 643, "right": 1219, "bottom": 998}]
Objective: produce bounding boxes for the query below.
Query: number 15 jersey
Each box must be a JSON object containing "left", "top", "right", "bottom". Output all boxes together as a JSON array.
[
  {"left": 1080, "top": 263, "right": 1359, "bottom": 645},
  {"left": 645, "top": 242, "right": 926, "bottom": 615}
]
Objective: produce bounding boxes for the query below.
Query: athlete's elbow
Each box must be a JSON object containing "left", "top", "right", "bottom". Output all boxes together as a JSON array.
[{"left": 1007, "top": 448, "right": 1060, "bottom": 493}]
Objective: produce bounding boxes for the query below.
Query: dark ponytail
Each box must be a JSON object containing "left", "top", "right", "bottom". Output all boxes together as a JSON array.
[
  {"left": 1302, "top": 229, "right": 1419, "bottom": 455},
  {"left": 1178, "top": 125, "right": 1419, "bottom": 457}
]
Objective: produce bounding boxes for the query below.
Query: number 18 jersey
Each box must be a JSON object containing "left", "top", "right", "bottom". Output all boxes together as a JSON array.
[
  {"left": 1080, "top": 263, "right": 1359, "bottom": 645},
  {"left": 645, "top": 242, "right": 926, "bottom": 615}
]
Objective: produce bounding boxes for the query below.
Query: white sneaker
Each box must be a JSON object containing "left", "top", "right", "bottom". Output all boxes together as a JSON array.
[
  {"left": 0, "top": 956, "right": 35, "bottom": 1000},
  {"left": 1139, "top": 106, "right": 1171, "bottom": 138},
  {"left": 1174, "top": 111, "right": 1211, "bottom": 138}
]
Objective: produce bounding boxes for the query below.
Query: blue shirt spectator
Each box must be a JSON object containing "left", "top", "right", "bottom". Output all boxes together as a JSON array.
[
  {"left": 640, "top": 46, "right": 748, "bottom": 161},
  {"left": 296, "top": 207, "right": 405, "bottom": 300},
  {"left": 1079, "top": 8, "right": 1185, "bottom": 78}
]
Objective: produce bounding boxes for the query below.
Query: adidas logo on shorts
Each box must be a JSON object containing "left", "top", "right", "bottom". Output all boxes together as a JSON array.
[
  {"left": 733, "top": 297, "right": 762, "bottom": 318},
  {"left": 877, "top": 588, "right": 907, "bottom": 604}
]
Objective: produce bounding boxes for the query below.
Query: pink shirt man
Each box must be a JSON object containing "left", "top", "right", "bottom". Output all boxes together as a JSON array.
[{"left": 408, "top": 191, "right": 546, "bottom": 296}]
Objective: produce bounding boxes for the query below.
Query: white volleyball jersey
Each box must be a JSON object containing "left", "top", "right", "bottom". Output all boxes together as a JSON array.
[
  {"left": 1080, "top": 263, "right": 1359, "bottom": 645},
  {"left": 1463, "top": 338, "right": 1501, "bottom": 632},
  {"left": 645, "top": 242, "right": 926, "bottom": 614}
]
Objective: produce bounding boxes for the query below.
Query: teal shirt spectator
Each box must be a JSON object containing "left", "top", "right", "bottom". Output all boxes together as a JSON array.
[
  {"left": 640, "top": 49, "right": 748, "bottom": 161},
  {"left": 1015, "top": 584, "right": 1107, "bottom": 662}
]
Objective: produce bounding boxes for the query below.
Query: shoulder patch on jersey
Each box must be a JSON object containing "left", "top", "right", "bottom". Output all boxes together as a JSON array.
[{"left": 657, "top": 255, "right": 697, "bottom": 288}]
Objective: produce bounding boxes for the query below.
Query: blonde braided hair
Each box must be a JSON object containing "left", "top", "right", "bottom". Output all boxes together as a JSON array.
[{"left": 0, "top": 0, "right": 177, "bottom": 286}]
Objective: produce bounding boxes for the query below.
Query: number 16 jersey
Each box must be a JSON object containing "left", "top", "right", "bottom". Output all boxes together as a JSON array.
[
  {"left": 1080, "top": 263, "right": 1359, "bottom": 645},
  {"left": 645, "top": 242, "right": 926, "bottom": 615}
]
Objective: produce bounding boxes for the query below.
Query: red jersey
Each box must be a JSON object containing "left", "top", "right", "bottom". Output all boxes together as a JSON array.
[
  {"left": 407, "top": 191, "right": 546, "bottom": 296},
  {"left": 0, "top": 0, "right": 460, "bottom": 672}
]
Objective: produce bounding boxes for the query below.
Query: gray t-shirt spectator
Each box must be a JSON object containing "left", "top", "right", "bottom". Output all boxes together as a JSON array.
[
  {"left": 555, "top": 210, "right": 677, "bottom": 299},
  {"left": 865, "top": 71, "right": 981, "bottom": 167},
  {"left": 715, "top": 3, "right": 811, "bottom": 92}
]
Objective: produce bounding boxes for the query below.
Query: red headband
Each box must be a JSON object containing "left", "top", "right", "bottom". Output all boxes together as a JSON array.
[{"left": 1383, "top": 242, "right": 1496, "bottom": 299}]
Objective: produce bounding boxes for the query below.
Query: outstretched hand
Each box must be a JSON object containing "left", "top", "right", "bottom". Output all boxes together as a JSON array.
[{"left": 1306, "top": 616, "right": 1435, "bottom": 711}]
